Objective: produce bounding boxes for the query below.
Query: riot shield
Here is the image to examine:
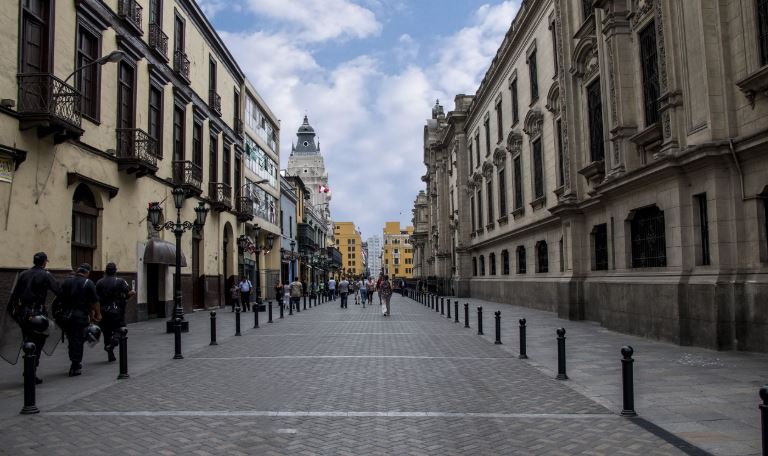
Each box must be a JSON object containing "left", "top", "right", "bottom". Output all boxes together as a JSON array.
[{"left": 0, "top": 273, "right": 22, "bottom": 365}]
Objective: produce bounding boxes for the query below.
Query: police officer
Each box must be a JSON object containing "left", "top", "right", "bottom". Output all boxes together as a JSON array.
[
  {"left": 8, "top": 252, "right": 60, "bottom": 384},
  {"left": 95, "top": 263, "right": 134, "bottom": 363},
  {"left": 59, "top": 263, "right": 101, "bottom": 376}
]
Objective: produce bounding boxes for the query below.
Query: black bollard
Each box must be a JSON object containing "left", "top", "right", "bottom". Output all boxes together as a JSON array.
[
  {"left": 209, "top": 311, "right": 218, "bottom": 346},
  {"left": 620, "top": 346, "right": 636, "bottom": 417},
  {"left": 440, "top": 297, "right": 444, "bottom": 315},
  {"left": 118, "top": 327, "right": 129, "bottom": 379},
  {"left": 494, "top": 311, "right": 502, "bottom": 344},
  {"left": 289, "top": 300, "right": 294, "bottom": 315},
  {"left": 268, "top": 301, "right": 273, "bottom": 323},
  {"left": 477, "top": 307, "right": 484, "bottom": 335},
  {"left": 435, "top": 295, "right": 440, "bottom": 313},
  {"left": 296, "top": 297, "right": 301, "bottom": 313},
  {"left": 304, "top": 294, "right": 307, "bottom": 310},
  {"left": 235, "top": 306, "right": 242, "bottom": 336},
  {"left": 556, "top": 328, "right": 568, "bottom": 380},
  {"left": 447, "top": 299, "right": 451, "bottom": 319},
  {"left": 254, "top": 305, "right": 259, "bottom": 329},
  {"left": 20, "top": 342, "right": 39, "bottom": 414},
  {"left": 464, "top": 303, "right": 470, "bottom": 328},
  {"left": 173, "top": 318, "right": 183, "bottom": 360},
  {"left": 518, "top": 319, "right": 528, "bottom": 359},
  {"left": 760, "top": 386, "right": 768, "bottom": 455},
  {"left": 280, "top": 301, "right": 284, "bottom": 319},
  {"left": 454, "top": 301, "right": 459, "bottom": 323}
]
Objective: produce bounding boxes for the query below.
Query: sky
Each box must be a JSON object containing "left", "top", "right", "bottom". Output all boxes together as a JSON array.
[{"left": 200, "top": 0, "right": 521, "bottom": 240}]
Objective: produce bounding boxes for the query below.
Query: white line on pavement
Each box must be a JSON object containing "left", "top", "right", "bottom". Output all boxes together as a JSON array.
[
  {"left": 187, "top": 355, "right": 515, "bottom": 360},
  {"left": 45, "top": 410, "right": 617, "bottom": 419}
]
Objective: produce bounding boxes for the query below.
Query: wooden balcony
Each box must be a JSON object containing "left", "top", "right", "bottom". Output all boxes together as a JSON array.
[
  {"left": 235, "top": 196, "right": 254, "bottom": 222},
  {"left": 148, "top": 23, "right": 168, "bottom": 61},
  {"left": 209, "top": 90, "right": 222, "bottom": 116},
  {"left": 16, "top": 73, "right": 83, "bottom": 143},
  {"left": 118, "top": 0, "right": 143, "bottom": 34},
  {"left": 116, "top": 128, "right": 158, "bottom": 177},
  {"left": 174, "top": 49, "right": 190, "bottom": 84},
  {"left": 172, "top": 160, "right": 202, "bottom": 196},
  {"left": 208, "top": 182, "right": 232, "bottom": 212}
]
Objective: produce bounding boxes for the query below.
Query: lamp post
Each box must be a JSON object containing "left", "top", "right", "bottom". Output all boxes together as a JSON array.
[
  {"left": 63, "top": 50, "right": 125, "bottom": 85},
  {"left": 148, "top": 187, "right": 209, "bottom": 333}
]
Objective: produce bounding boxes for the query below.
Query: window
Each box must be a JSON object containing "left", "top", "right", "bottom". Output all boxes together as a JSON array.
[
  {"left": 480, "top": 255, "right": 485, "bottom": 276},
  {"left": 695, "top": 194, "right": 711, "bottom": 266},
  {"left": 528, "top": 50, "right": 539, "bottom": 102},
  {"left": 517, "top": 246, "right": 527, "bottom": 274},
  {"left": 244, "top": 136, "right": 277, "bottom": 187},
  {"left": 513, "top": 156, "right": 523, "bottom": 209},
  {"left": 489, "top": 253, "right": 496, "bottom": 275},
  {"left": 536, "top": 241, "right": 548, "bottom": 273},
  {"left": 551, "top": 20, "right": 559, "bottom": 77},
  {"left": 244, "top": 95, "right": 277, "bottom": 151},
  {"left": 469, "top": 143, "right": 474, "bottom": 171},
  {"left": 583, "top": 0, "right": 595, "bottom": 21},
  {"left": 532, "top": 138, "right": 544, "bottom": 199},
  {"left": 486, "top": 180, "right": 494, "bottom": 224},
  {"left": 593, "top": 224, "right": 608, "bottom": 270},
  {"left": 20, "top": 0, "right": 51, "bottom": 74},
  {"left": 209, "top": 56, "right": 217, "bottom": 93},
  {"left": 630, "top": 206, "right": 667, "bottom": 268},
  {"left": 587, "top": 78, "right": 605, "bottom": 163},
  {"left": 71, "top": 184, "right": 98, "bottom": 269},
  {"left": 116, "top": 62, "right": 135, "bottom": 130},
  {"left": 173, "top": 106, "right": 184, "bottom": 162},
  {"left": 559, "top": 237, "right": 565, "bottom": 272},
  {"left": 174, "top": 13, "right": 184, "bottom": 52},
  {"left": 502, "top": 249, "right": 510, "bottom": 275},
  {"left": 484, "top": 117, "right": 491, "bottom": 156},
  {"left": 477, "top": 188, "right": 483, "bottom": 230},
  {"left": 76, "top": 24, "right": 100, "bottom": 120},
  {"left": 148, "top": 86, "right": 163, "bottom": 157},
  {"left": 639, "top": 21, "right": 660, "bottom": 126},
  {"left": 209, "top": 134, "right": 218, "bottom": 183},
  {"left": 234, "top": 154, "right": 241, "bottom": 190},
  {"left": 475, "top": 133, "right": 481, "bottom": 165},
  {"left": 498, "top": 169, "right": 507, "bottom": 216},
  {"left": 556, "top": 119, "right": 564, "bottom": 186},
  {"left": 223, "top": 143, "right": 231, "bottom": 186},
  {"left": 192, "top": 122, "right": 203, "bottom": 167},
  {"left": 495, "top": 97, "right": 504, "bottom": 143},
  {"left": 473, "top": 257, "right": 478, "bottom": 276},
  {"left": 470, "top": 195, "right": 476, "bottom": 232},
  {"left": 758, "top": 0, "right": 768, "bottom": 66},
  {"left": 511, "top": 79, "right": 519, "bottom": 124},
  {"left": 280, "top": 209, "right": 284, "bottom": 234}
]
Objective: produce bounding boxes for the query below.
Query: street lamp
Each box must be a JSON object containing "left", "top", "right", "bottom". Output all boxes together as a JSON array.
[
  {"left": 63, "top": 50, "right": 125, "bottom": 85},
  {"left": 148, "top": 187, "right": 209, "bottom": 333}
]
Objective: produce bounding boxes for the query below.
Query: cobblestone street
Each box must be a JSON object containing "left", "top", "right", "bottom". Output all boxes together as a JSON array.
[{"left": 0, "top": 294, "right": 757, "bottom": 455}]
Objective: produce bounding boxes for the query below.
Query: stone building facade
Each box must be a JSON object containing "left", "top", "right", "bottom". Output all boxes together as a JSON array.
[
  {"left": 0, "top": 0, "right": 280, "bottom": 322},
  {"left": 415, "top": 0, "right": 768, "bottom": 352}
]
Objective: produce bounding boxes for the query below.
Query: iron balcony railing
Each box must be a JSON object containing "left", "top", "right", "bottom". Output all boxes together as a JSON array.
[
  {"left": 148, "top": 23, "right": 168, "bottom": 60},
  {"left": 236, "top": 196, "right": 254, "bottom": 222},
  {"left": 17, "top": 73, "right": 82, "bottom": 129},
  {"left": 209, "top": 90, "right": 222, "bottom": 116},
  {"left": 116, "top": 128, "right": 157, "bottom": 168},
  {"left": 174, "top": 49, "right": 190, "bottom": 82},
  {"left": 172, "top": 160, "right": 202, "bottom": 192},
  {"left": 208, "top": 182, "right": 232, "bottom": 210},
  {"left": 118, "top": 0, "right": 143, "bottom": 32}
]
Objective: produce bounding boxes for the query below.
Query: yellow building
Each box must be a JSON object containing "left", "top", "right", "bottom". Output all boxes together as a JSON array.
[
  {"left": 333, "top": 222, "right": 363, "bottom": 277},
  {"left": 383, "top": 222, "right": 414, "bottom": 279}
]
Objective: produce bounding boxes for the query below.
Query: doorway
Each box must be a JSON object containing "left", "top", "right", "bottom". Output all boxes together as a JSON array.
[{"left": 147, "top": 264, "right": 164, "bottom": 318}]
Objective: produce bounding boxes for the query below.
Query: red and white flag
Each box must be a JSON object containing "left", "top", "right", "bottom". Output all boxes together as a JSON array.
[{"left": 319, "top": 185, "right": 331, "bottom": 194}]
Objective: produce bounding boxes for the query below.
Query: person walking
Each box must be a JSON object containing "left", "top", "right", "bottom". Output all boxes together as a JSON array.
[
  {"left": 238, "top": 277, "right": 252, "bottom": 312},
  {"left": 359, "top": 278, "right": 368, "bottom": 306},
  {"left": 366, "top": 278, "right": 375, "bottom": 307},
  {"left": 379, "top": 275, "right": 393, "bottom": 317},
  {"left": 230, "top": 283, "right": 240, "bottom": 312},
  {"left": 58, "top": 264, "right": 101, "bottom": 376},
  {"left": 273, "top": 280, "right": 283, "bottom": 307},
  {"left": 6, "top": 252, "right": 61, "bottom": 383},
  {"left": 95, "top": 263, "right": 135, "bottom": 363},
  {"left": 338, "top": 277, "right": 349, "bottom": 309},
  {"left": 289, "top": 278, "right": 303, "bottom": 312},
  {"left": 376, "top": 274, "right": 384, "bottom": 305},
  {"left": 328, "top": 277, "right": 336, "bottom": 301},
  {"left": 352, "top": 278, "right": 360, "bottom": 305}
]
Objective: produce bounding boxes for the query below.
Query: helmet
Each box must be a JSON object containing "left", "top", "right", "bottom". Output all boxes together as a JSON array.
[
  {"left": 84, "top": 324, "right": 102, "bottom": 347},
  {"left": 26, "top": 314, "right": 49, "bottom": 334}
]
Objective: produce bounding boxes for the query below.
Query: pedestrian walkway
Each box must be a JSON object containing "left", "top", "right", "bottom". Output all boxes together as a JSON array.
[{"left": 0, "top": 294, "right": 761, "bottom": 455}]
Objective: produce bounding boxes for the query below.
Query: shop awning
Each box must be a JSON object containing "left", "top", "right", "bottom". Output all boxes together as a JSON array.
[{"left": 144, "top": 239, "right": 187, "bottom": 267}]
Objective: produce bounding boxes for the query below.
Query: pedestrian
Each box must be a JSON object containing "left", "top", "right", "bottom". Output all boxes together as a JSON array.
[
  {"left": 58, "top": 263, "right": 101, "bottom": 376},
  {"left": 380, "top": 275, "right": 393, "bottom": 317},
  {"left": 238, "top": 277, "right": 252, "bottom": 312},
  {"left": 6, "top": 252, "right": 61, "bottom": 384},
  {"left": 273, "top": 280, "right": 283, "bottom": 307},
  {"left": 328, "top": 277, "right": 336, "bottom": 301},
  {"left": 400, "top": 278, "right": 406, "bottom": 296},
  {"left": 376, "top": 274, "right": 384, "bottom": 305},
  {"left": 366, "top": 278, "right": 375, "bottom": 306},
  {"left": 359, "top": 278, "right": 368, "bottom": 306},
  {"left": 95, "top": 263, "right": 135, "bottom": 363},
  {"left": 290, "top": 277, "right": 303, "bottom": 311},
  {"left": 230, "top": 283, "right": 240, "bottom": 312},
  {"left": 338, "top": 276, "right": 349, "bottom": 309},
  {"left": 352, "top": 278, "right": 360, "bottom": 305}
]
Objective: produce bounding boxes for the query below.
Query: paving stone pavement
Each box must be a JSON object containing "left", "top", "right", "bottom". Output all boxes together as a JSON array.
[{"left": 0, "top": 295, "right": 733, "bottom": 455}]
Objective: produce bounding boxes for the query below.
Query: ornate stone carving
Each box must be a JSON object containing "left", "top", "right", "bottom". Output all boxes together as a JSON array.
[
  {"left": 571, "top": 38, "right": 599, "bottom": 80},
  {"left": 492, "top": 146, "right": 506, "bottom": 167},
  {"left": 472, "top": 172, "right": 483, "bottom": 185},
  {"left": 654, "top": 0, "right": 671, "bottom": 139},
  {"left": 506, "top": 131, "right": 523, "bottom": 155},
  {"left": 482, "top": 162, "right": 494, "bottom": 179},
  {"left": 523, "top": 110, "right": 544, "bottom": 137},
  {"left": 553, "top": 0, "right": 571, "bottom": 194},
  {"left": 545, "top": 82, "right": 560, "bottom": 113},
  {"left": 630, "top": 0, "right": 654, "bottom": 31}
]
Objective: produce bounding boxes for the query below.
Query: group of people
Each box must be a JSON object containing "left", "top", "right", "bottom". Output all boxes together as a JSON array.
[
  {"left": 328, "top": 274, "right": 398, "bottom": 316},
  {"left": 6, "top": 252, "right": 135, "bottom": 382}
]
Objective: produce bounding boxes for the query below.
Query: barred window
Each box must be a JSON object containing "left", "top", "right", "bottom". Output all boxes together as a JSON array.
[
  {"left": 498, "top": 169, "right": 507, "bottom": 215},
  {"left": 513, "top": 156, "right": 523, "bottom": 209},
  {"left": 528, "top": 50, "right": 539, "bottom": 102},
  {"left": 592, "top": 223, "right": 608, "bottom": 271},
  {"left": 489, "top": 253, "right": 496, "bottom": 275},
  {"left": 695, "top": 194, "right": 710, "bottom": 266},
  {"left": 556, "top": 119, "right": 564, "bottom": 186},
  {"left": 517, "top": 246, "right": 527, "bottom": 274},
  {"left": 759, "top": 0, "right": 768, "bottom": 66},
  {"left": 587, "top": 78, "right": 605, "bottom": 163},
  {"left": 532, "top": 138, "right": 544, "bottom": 199},
  {"left": 502, "top": 249, "right": 510, "bottom": 275},
  {"left": 470, "top": 195, "right": 476, "bottom": 232},
  {"left": 630, "top": 206, "right": 667, "bottom": 268},
  {"left": 484, "top": 117, "right": 491, "bottom": 155},
  {"left": 511, "top": 79, "right": 520, "bottom": 124},
  {"left": 477, "top": 188, "right": 483, "bottom": 229},
  {"left": 639, "top": 21, "right": 660, "bottom": 126},
  {"left": 475, "top": 133, "right": 481, "bottom": 165},
  {"left": 496, "top": 97, "right": 504, "bottom": 143},
  {"left": 480, "top": 255, "right": 486, "bottom": 276},
  {"left": 473, "top": 257, "right": 477, "bottom": 276},
  {"left": 71, "top": 184, "right": 98, "bottom": 269},
  {"left": 536, "top": 240, "right": 548, "bottom": 273},
  {"left": 469, "top": 143, "right": 474, "bottom": 171},
  {"left": 486, "top": 180, "right": 494, "bottom": 224}
]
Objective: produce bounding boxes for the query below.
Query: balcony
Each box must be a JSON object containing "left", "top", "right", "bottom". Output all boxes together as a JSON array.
[
  {"left": 172, "top": 160, "right": 202, "bottom": 196},
  {"left": 234, "top": 118, "right": 244, "bottom": 137},
  {"left": 174, "top": 49, "right": 190, "bottom": 84},
  {"left": 118, "top": 0, "right": 143, "bottom": 34},
  {"left": 235, "top": 196, "right": 254, "bottom": 222},
  {"left": 148, "top": 23, "right": 168, "bottom": 61},
  {"left": 208, "top": 182, "right": 232, "bottom": 212},
  {"left": 209, "top": 90, "right": 222, "bottom": 116},
  {"left": 17, "top": 73, "right": 83, "bottom": 143},
  {"left": 116, "top": 128, "right": 158, "bottom": 177}
]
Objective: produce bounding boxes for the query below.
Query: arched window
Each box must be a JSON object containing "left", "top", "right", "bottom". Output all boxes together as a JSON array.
[
  {"left": 71, "top": 184, "right": 98, "bottom": 269},
  {"left": 489, "top": 252, "right": 496, "bottom": 276},
  {"left": 501, "top": 249, "right": 510, "bottom": 275},
  {"left": 479, "top": 255, "right": 485, "bottom": 276},
  {"left": 516, "top": 246, "right": 526, "bottom": 274},
  {"left": 536, "top": 240, "right": 548, "bottom": 273},
  {"left": 472, "top": 257, "right": 478, "bottom": 276}
]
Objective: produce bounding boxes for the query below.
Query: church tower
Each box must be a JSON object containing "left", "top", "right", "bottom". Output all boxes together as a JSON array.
[{"left": 286, "top": 116, "right": 332, "bottom": 221}]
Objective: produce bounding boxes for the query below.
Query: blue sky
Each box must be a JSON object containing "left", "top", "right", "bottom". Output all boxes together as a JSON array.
[{"left": 200, "top": 0, "right": 520, "bottom": 240}]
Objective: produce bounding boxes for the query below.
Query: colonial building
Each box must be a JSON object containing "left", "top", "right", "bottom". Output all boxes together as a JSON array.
[
  {"left": 383, "top": 222, "right": 414, "bottom": 279},
  {"left": 334, "top": 222, "right": 363, "bottom": 276},
  {"left": 279, "top": 175, "right": 298, "bottom": 284},
  {"left": 0, "top": 0, "right": 280, "bottom": 321},
  {"left": 286, "top": 116, "right": 332, "bottom": 228},
  {"left": 415, "top": 0, "right": 768, "bottom": 352}
]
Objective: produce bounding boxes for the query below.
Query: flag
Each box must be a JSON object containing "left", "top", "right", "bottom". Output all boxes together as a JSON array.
[{"left": 319, "top": 185, "right": 331, "bottom": 194}]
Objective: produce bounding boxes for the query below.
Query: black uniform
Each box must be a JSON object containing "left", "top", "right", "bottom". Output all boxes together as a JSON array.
[
  {"left": 8, "top": 266, "right": 60, "bottom": 365},
  {"left": 59, "top": 274, "right": 98, "bottom": 369},
  {"left": 95, "top": 275, "right": 130, "bottom": 356}
]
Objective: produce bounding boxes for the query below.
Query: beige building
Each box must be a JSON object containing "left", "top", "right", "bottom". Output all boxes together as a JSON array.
[
  {"left": 333, "top": 221, "right": 363, "bottom": 277},
  {"left": 0, "top": 0, "right": 280, "bottom": 322},
  {"left": 383, "top": 222, "right": 414, "bottom": 279},
  {"left": 415, "top": 0, "right": 768, "bottom": 352}
]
